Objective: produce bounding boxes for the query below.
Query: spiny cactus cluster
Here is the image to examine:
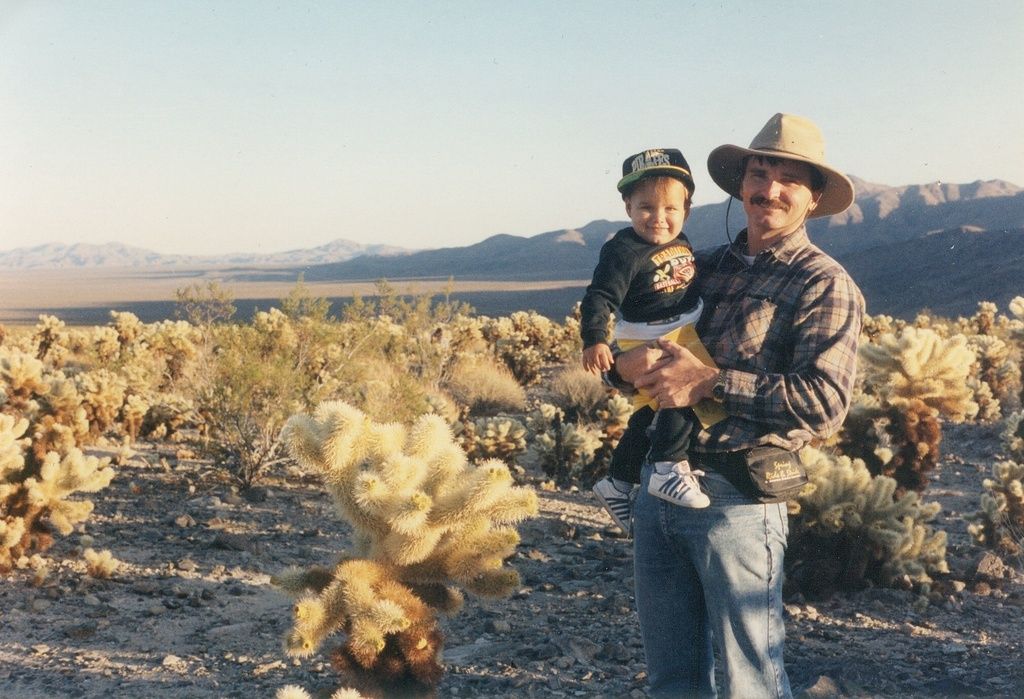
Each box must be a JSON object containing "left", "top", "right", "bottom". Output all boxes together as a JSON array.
[
  {"left": 455, "top": 415, "right": 529, "bottom": 465},
  {"left": 787, "top": 446, "right": 948, "bottom": 599},
  {"left": 968, "top": 411, "right": 1024, "bottom": 561},
  {"left": 843, "top": 325, "right": 978, "bottom": 493},
  {"left": 0, "top": 414, "right": 114, "bottom": 573},
  {"left": 519, "top": 393, "right": 631, "bottom": 487},
  {"left": 275, "top": 401, "right": 537, "bottom": 698},
  {"left": 480, "top": 310, "right": 580, "bottom": 385}
]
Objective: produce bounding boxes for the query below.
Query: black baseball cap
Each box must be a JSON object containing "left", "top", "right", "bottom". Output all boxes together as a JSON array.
[{"left": 617, "top": 148, "right": 695, "bottom": 195}]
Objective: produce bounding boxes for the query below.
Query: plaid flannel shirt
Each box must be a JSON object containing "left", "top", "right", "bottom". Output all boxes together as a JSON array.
[{"left": 692, "top": 227, "right": 864, "bottom": 453}]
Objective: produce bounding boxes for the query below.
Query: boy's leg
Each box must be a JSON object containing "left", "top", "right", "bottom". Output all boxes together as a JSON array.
[
  {"left": 648, "top": 409, "right": 709, "bottom": 508},
  {"left": 609, "top": 406, "right": 655, "bottom": 483},
  {"left": 593, "top": 407, "right": 654, "bottom": 533}
]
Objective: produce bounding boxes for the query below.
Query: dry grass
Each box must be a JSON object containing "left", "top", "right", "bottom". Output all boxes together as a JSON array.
[{"left": 444, "top": 358, "right": 527, "bottom": 416}]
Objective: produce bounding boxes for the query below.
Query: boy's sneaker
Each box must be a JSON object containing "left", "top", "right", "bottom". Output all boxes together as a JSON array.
[
  {"left": 592, "top": 477, "right": 636, "bottom": 533},
  {"left": 648, "top": 461, "right": 710, "bottom": 508}
]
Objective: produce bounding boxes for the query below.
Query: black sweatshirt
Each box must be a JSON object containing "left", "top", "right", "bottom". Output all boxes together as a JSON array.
[{"left": 580, "top": 227, "right": 701, "bottom": 348}]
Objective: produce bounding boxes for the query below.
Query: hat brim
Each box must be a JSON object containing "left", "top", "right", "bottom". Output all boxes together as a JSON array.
[
  {"left": 706, "top": 144, "right": 854, "bottom": 218},
  {"left": 617, "top": 166, "right": 695, "bottom": 195}
]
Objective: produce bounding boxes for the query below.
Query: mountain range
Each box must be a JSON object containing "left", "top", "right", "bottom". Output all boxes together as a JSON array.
[
  {"left": 284, "top": 176, "right": 1024, "bottom": 319},
  {"left": 0, "top": 239, "right": 408, "bottom": 270},
  {"left": 3, "top": 176, "right": 1022, "bottom": 320}
]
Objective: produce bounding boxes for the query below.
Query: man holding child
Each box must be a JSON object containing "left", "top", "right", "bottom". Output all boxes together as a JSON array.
[{"left": 614, "top": 113, "right": 864, "bottom": 698}]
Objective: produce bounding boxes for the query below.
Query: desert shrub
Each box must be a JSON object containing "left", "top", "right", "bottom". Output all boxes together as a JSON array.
[
  {"left": 547, "top": 366, "right": 608, "bottom": 420},
  {"left": 443, "top": 358, "right": 526, "bottom": 416},
  {"left": 192, "top": 322, "right": 310, "bottom": 487},
  {"left": 786, "top": 446, "right": 948, "bottom": 600},
  {"left": 276, "top": 401, "right": 536, "bottom": 698}
]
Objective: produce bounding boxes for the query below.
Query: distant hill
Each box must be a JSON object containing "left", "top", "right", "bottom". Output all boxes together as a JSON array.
[
  {"left": 283, "top": 177, "right": 1024, "bottom": 319},
  {"left": 0, "top": 239, "right": 410, "bottom": 270}
]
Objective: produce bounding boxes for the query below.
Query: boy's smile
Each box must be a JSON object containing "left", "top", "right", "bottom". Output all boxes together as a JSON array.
[{"left": 624, "top": 177, "right": 690, "bottom": 246}]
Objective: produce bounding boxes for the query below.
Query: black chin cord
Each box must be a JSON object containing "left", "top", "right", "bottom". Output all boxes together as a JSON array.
[{"left": 713, "top": 196, "right": 738, "bottom": 274}]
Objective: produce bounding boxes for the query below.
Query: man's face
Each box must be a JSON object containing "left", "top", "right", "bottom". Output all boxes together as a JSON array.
[
  {"left": 624, "top": 177, "right": 690, "bottom": 246},
  {"left": 739, "top": 157, "right": 820, "bottom": 238}
]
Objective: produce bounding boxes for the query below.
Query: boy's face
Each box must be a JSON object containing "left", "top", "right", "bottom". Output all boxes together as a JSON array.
[{"left": 624, "top": 177, "right": 690, "bottom": 246}]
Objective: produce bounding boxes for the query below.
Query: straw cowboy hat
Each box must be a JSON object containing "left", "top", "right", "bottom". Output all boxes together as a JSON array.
[{"left": 706, "top": 113, "right": 855, "bottom": 218}]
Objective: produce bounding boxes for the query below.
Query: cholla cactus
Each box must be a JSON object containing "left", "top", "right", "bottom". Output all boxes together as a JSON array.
[
  {"left": 0, "top": 347, "right": 47, "bottom": 412},
  {"left": 456, "top": 416, "right": 529, "bottom": 464},
  {"left": 520, "top": 402, "right": 604, "bottom": 486},
  {"left": 861, "top": 313, "right": 903, "bottom": 342},
  {"left": 83, "top": 547, "right": 121, "bottom": 578},
  {"left": 276, "top": 401, "right": 537, "bottom": 698},
  {"left": 32, "top": 315, "right": 69, "bottom": 367},
  {"left": 787, "top": 446, "right": 948, "bottom": 598},
  {"left": 966, "top": 333, "right": 1020, "bottom": 417},
  {"left": 845, "top": 327, "right": 978, "bottom": 493},
  {"left": 1002, "top": 411, "right": 1024, "bottom": 462},
  {"left": 1, "top": 414, "right": 115, "bottom": 573},
  {"left": 479, "top": 311, "right": 575, "bottom": 385},
  {"left": 110, "top": 311, "right": 144, "bottom": 351},
  {"left": 967, "top": 459, "right": 1024, "bottom": 561},
  {"left": 75, "top": 369, "right": 128, "bottom": 438},
  {"left": 860, "top": 327, "right": 978, "bottom": 421}
]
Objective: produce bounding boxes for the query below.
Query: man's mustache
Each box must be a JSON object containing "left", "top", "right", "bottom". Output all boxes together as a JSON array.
[{"left": 748, "top": 196, "right": 788, "bottom": 211}]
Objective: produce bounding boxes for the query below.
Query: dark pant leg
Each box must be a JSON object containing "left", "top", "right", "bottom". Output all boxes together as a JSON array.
[
  {"left": 608, "top": 406, "right": 655, "bottom": 484},
  {"left": 648, "top": 408, "right": 696, "bottom": 463}
]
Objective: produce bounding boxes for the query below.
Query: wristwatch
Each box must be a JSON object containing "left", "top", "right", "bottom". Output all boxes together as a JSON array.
[{"left": 711, "top": 369, "right": 728, "bottom": 402}]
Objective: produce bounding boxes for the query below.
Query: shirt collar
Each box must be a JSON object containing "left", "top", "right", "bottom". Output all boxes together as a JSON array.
[{"left": 731, "top": 227, "right": 810, "bottom": 265}]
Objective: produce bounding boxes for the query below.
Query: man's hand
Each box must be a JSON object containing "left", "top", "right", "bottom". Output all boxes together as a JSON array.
[
  {"left": 634, "top": 339, "right": 718, "bottom": 408},
  {"left": 614, "top": 342, "right": 667, "bottom": 383},
  {"left": 582, "top": 343, "right": 615, "bottom": 374}
]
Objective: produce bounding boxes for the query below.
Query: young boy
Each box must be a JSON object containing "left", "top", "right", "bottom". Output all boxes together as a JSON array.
[{"left": 581, "top": 148, "right": 710, "bottom": 533}]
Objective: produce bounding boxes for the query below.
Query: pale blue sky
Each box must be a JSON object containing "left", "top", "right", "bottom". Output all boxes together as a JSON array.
[{"left": 1, "top": 1, "right": 1021, "bottom": 255}]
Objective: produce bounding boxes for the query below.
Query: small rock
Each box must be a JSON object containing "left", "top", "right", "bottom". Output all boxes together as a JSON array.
[
  {"left": 211, "top": 533, "right": 257, "bottom": 553},
  {"left": 486, "top": 619, "right": 511, "bottom": 634},
  {"left": 64, "top": 623, "right": 98, "bottom": 640},
  {"left": 31, "top": 598, "right": 52, "bottom": 612},
  {"left": 951, "top": 580, "right": 967, "bottom": 593},
  {"left": 31, "top": 644, "right": 50, "bottom": 654},
  {"left": 174, "top": 514, "right": 196, "bottom": 528},
  {"left": 147, "top": 605, "right": 167, "bottom": 616},
  {"left": 162, "top": 654, "right": 184, "bottom": 667},
  {"left": 82, "top": 594, "right": 102, "bottom": 606},
  {"left": 241, "top": 487, "right": 268, "bottom": 503},
  {"left": 942, "top": 643, "right": 968, "bottom": 654},
  {"left": 974, "top": 552, "right": 1007, "bottom": 581},
  {"left": 176, "top": 558, "right": 197, "bottom": 572},
  {"left": 132, "top": 581, "right": 160, "bottom": 595},
  {"left": 798, "top": 675, "right": 842, "bottom": 699}
]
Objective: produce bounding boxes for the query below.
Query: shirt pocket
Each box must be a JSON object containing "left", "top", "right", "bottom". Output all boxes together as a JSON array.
[{"left": 719, "top": 296, "right": 778, "bottom": 362}]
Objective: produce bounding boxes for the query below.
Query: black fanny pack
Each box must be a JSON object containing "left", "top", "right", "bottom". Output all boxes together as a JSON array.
[{"left": 741, "top": 446, "right": 808, "bottom": 501}]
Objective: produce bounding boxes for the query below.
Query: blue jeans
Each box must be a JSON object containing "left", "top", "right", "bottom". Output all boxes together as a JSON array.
[{"left": 633, "top": 463, "right": 792, "bottom": 699}]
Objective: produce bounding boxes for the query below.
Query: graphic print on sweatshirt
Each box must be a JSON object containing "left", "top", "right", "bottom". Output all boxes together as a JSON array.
[{"left": 650, "top": 244, "right": 696, "bottom": 294}]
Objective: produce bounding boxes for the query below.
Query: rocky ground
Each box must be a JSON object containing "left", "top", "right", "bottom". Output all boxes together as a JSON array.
[{"left": 1, "top": 421, "right": 1022, "bottom": 698}]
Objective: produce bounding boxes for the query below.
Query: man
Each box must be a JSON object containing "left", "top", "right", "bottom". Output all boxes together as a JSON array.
[{"left": 615, "top": 113, "right": 864, "bottom": 698}]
